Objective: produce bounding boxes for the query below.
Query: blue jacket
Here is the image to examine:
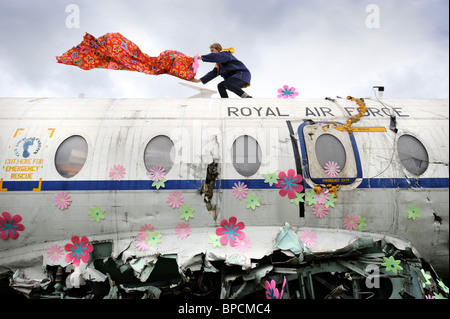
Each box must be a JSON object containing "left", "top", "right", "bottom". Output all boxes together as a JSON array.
[{"left": 200, "top": 51, "right": 251, "bottom": 85}]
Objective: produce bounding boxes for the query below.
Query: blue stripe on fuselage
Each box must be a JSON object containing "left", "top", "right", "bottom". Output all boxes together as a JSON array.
[{"left": 1, "top": 178, "right": 448, "bottom": 192}]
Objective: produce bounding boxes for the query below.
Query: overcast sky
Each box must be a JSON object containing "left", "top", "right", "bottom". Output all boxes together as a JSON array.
[{"left": 0, "top": 0, "right": 448, "bottom": 99}]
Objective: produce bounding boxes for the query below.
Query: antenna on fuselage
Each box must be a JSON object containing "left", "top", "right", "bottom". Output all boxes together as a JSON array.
[{"left": 178, "top": 82, "right": 217, "bottom": 98}]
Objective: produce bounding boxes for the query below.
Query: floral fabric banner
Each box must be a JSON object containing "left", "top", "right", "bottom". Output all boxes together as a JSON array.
[{"left": 56, "top": 32, "right": 197, "bottom": 81}]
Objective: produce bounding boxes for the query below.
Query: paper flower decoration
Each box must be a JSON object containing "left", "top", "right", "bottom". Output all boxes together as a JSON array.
[
  {"left": 208, "top": 234, "right": 222, "bottom": 248},
  {"left": 216, "top": 216, "right": 245, "bottom": 246},
  {"left": 420, "top": 269, "right": 432, "bottom": 288},
  {"left": 135, "top": 230, "right": 162, "bottom": 250},
  {"left": 152, "top": 177, "right": 167, "bottom": 190},
  {"left": 175, "top": 222, "right": 191, "bottom": 239},
  {"left": 178, "top": 204, "right": 195, "bottom": 221},
  {"left": 65, "top": 236, "right": 93, "bottom": 267},
  {"left": 167, "top": 191, "right": 184, "bottom": 209},
  {"left": 0, "top": 212, "right": 25, "bottom": 240},
  {"left": 192, "top": 54, "right": 199, "bottom": 73},
  {"left": 232, "top": 181, "right": 248, "bottom": 200},
  {"left": 138, "top": 224, "right": 155, "bottom": 238},
  {"left": 265, "top": 277, "right": 287, "bottom": 299},
  {"left": 381, "top": 256, "right": 403, "bottom": 274},
  {"left": 406, "top": 204, "right": 421, "bottom": 221},
  {"left": 109, "top": 164, "right": 126, "bottom": 181},
  {"left": 275, "top": 169, "right": 303, "bottom": 199},
  {"left": 323, "top": 161, "right": 341, "bottom": 177},
  {"left": 149, "top": 165, "right": 166, "bottom": 181},
  {"left": 89, "top": 206, "right": 105, "bottom": 223},
  {"left": 290, "top": 192, "right": 305, "bottom": 206},
  {"left": 47, "top": 244, "right": 64, "bottom": 262},
  {"left": 277, "top": 85, "right": 298, "bottom": 99},
  {"left": 324, "top": 193, "right": 338, "bottom": 208},
  {"left": 344, "top": 215, "right": 359, "bottom": 231},
  {"left": 299, "top": 229, "right": 316, "bottom": 247},
  {"left": 315, "top": 188, "right": 330, "bottom": 205},
  {"left": 312, "top": 204, "right": 328, "bottom": 218},
  {"left": 438, "top": 280, "right": 449, "bottom": 295},
  {"left": 305, "top": 191, "right": 318, "bottom": 206},
  {"left": 235, "top": 236, "right": 251, "bottom": 253},
  {"left": 263, "top": 172, "right": 278, "bottom": 187},
  {"left": 244, "top": 193, "right": 260, "bottom": 210},
  {"left": 355, "top": 216, "right": 367, "bottom": 231},
  {"left": 54, "top": 192, "right": 72, "bottom": 210}
]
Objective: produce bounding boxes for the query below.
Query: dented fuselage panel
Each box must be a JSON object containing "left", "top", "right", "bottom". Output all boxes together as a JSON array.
[{"left": 0, "top": 97, "right": 448, "bottom": 299}]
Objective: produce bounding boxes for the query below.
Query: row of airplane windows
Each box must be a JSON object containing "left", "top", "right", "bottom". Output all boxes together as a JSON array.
[
  {"left": 55, "top": 134, "right": 262, "bottom": 178},
  {"left": 54, "top": 132, "right": 430, "bottom": 179}
]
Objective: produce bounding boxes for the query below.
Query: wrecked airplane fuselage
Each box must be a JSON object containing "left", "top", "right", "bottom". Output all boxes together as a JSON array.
[
  {"left": 3, "top": 226, "right": 448, "bottom": 299},
  {"left": 0, "top": 97, "right": 448, "bottom": 299}
]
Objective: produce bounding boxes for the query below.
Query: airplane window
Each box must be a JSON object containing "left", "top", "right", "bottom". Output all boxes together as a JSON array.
[
  {"left": 144, "top": 135, "right": 175, "bottom": 173},
  {"left": 397, "top": 134, "right": 429, "bottom": 175},
  {"left": 315, "top": 134, "right": 346, "bottom": 170},
  {"left": 232, "top": 135, "right": 262, "bottom": 177},
  {"left": 55, "top": 135, "right": 88, "bottom": 178}
]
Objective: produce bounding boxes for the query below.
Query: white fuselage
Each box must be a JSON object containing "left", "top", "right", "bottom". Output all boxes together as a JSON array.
[{"left": 0, "top": 97, "right": 448, "bottom": 281}]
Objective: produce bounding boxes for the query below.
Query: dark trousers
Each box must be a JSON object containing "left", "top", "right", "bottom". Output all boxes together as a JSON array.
[{"left": 218, "top": 77, "right": 248, "bottom": 98}]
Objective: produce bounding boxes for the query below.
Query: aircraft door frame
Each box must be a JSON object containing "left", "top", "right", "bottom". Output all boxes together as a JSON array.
[{"left": 297, "top": 121, "right": 362, "bottom": 185}]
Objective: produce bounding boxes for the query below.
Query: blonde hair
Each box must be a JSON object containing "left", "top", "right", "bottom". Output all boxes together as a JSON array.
[{"left": 210, "top": 43, "right": 222, "bottom": 51}]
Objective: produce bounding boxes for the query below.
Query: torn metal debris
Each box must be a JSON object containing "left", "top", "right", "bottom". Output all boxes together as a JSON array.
[{"left": 3, "top": 226, "right": 448, "bottom": 299}]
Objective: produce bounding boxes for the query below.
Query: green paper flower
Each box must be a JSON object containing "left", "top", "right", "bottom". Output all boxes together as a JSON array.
[
  {"left": 290, "top": 192, "right": 305, "bottom": 206},
  {"left": 179, "top": 204, "right": 195, "bottom": 221},
  {"left": 356, "top": 216, "right": 367, "bottom": 231},
  {"left": 208, "top": 234, "right": 222, "bottom": 248},
  {"left": 145, "top": 230, "right": 162, "bottom": 247},
  {"left": 382, "top": 256, "right": 403, "bottom": 274},
  {"left": 305, "top": 190, "right": 317, "bottom": 206},
  {"left": 420, "top": 269, "right": 432, "bottom": 288},
  {"left": 244, "top": 193, "right": 260, "bottom": 210},
  {"left": 406, "top": 204, "right": 421, "bottom": 220},
  {"left": 152, "top": 177, "right": 167, "bottom": 190},
  {"left": 89, "top": 205, "right": 105, "bottom": 222},
  {"left": 438, "top": 279, "right": 449, "bottom": 295},
  {"left": 433, "top": 292, "right": 447, "bottom": 299},
  {"left": 263, "top": 172, "right": 278, "bottom": 187},
  {"left": 324, "top": 193, "right": 338, "bottom": 208}
]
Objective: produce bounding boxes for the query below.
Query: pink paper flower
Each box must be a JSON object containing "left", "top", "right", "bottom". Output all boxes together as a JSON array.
[
  {"left": 54, "top": 192, "right": 72, "bottom": 210},
  {"left": 216, "top": 216, "right": 246, "bottom": 246},
  {"left": 235, "top": 236, "right": 251, "bottom": 253},
  {"left": 167, "top": 191, "right": 184, "bottom": 209},
  {"left": 324, "top": 161, "right": 341, "bottom": 177},
  {"left": 138, "top": 224, "right": 155, "bottom": 239},
  {"left": 135, "top": 238, "right": 151, "bottom": 251},
  {"left": 109, "top": 164, "right": 126, "bottom": 181},
  {"left": 0, "top": 212, "right": 25, "bottom": 240},
  {"left": 232, "top": 181, "right": 249, "bottom": 200},
  {"left": 344, "top": 215, "right": 360, "bottom": 231},
  {"left": 47, "top": 244, "right": 64, "bottom": 262},
  {"left": 315, "top": 188, "right": 330, "bottom": 205},
  {"left": 277, "top": 85, "right": 299, "bottom": 99},
  {"left": 149, "top": 165, "right": 166, "bottom": 181},
  {"left": 299, "top": 230, "right": 316, "bottom": 247},
  {"left": 175, "top": 222, "right": 191, "bottom": 239},
  {"left": 275, "top": 169, "right": 304, "bottom": 199},
  {"left": 265, "top": 276, "right": 287, "bottom": 299},
  {"left": 64, "top": 236, "right": 93, "bottom": 267},
  {"left": 312, "top": 204, "right": 328, "bottom": 218}
]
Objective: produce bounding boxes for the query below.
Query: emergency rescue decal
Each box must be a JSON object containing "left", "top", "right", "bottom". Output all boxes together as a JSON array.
[{"left": 1, "top": 128, "right": 54, "bottom": 183}]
